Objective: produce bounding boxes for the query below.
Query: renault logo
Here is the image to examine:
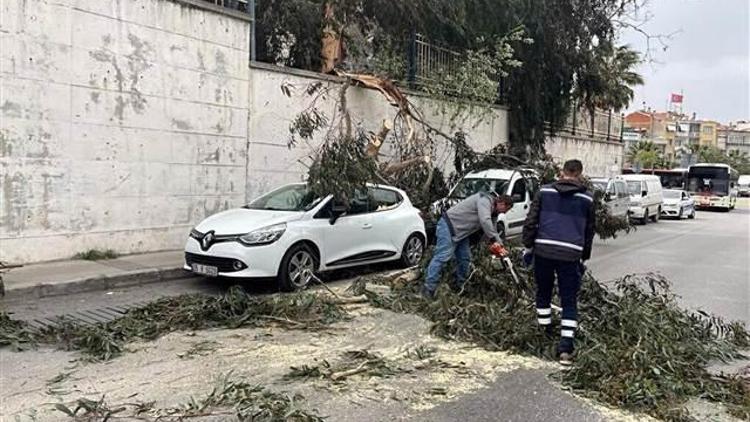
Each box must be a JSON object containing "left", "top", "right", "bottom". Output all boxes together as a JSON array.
[{"left": 201, "top": 231, "right": 215, "bottom": 251}]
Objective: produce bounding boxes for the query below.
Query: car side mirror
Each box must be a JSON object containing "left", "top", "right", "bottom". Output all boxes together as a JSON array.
[
  {"left": 329, "top": 202, "right": 347, "bottom": 225},
  {"left": 511, "top": 194, "right": 524, "bottom": 203},
  {"left": 604, "top": 192, "right": 613, "bottom": 202},
  {"left": 641, "top": 190, "right": 648, "bottom": 197}
]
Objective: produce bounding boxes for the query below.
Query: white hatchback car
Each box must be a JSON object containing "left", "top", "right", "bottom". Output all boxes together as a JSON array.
[
  {"left": 661, "top": 189, "right": 696, "bottom": 219},
  {"left": 184, "top": 183, "right": 426, "bottom": 291}
]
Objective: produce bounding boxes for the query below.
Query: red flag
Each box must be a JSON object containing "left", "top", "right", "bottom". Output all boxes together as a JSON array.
[{"left": 671, "top": 93, "right": 683, "bottom": 103}]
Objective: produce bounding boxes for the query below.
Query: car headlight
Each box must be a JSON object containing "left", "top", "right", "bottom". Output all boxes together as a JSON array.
[
  {"left": 239, "top": 223, "right": 286, "bottom": 246},
  {"left": 630, "top": 202, "right": 640, "bottom": 207}
]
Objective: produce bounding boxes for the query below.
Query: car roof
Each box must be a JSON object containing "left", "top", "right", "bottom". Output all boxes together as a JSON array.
[
  {"left": 280, "top": 182, "right": 409, "bottom": 198},
  {"left": 621, "top": 174, "right": 660, "bottom": 181},
  {"left": 464, "top": 169, "right": 518, "bottom": 179},
  {"left": 590, "top": 176, "right": 624, "bottom": 182},
  {"left": 664, "top": 189, "right": 685, "bottom": 193}
]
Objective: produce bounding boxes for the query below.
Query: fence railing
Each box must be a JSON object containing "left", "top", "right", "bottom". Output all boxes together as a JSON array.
[
  {"left": 202, "top": 0, "right": 250, "bottom": 12},
  {"left": 560, "top": 105, "right": 624, "bottom": 143},
  {"left": 201, "top": 0, "right": 256, "bottom": 60},
  {"left": 408, "top": 33, "right": 461, "bottom": 85},
  {"left": 406, "top": 32, "right": 507, "bottom": 103}
]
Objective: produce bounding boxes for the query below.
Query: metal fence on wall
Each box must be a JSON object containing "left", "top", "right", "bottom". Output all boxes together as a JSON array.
[
  {"left": 202, "top": 0, "right": 256, "bottom": 60},
  {"left": 406, "top": 32, "right": 506, "bottom": 103},
  {"left": 561, "top": 105, "right": 624, "bottom": 143}
]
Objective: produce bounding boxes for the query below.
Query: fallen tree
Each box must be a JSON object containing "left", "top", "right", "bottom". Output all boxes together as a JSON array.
[{"left": 348, "top": 253, "right": 750, "bottom": 421}]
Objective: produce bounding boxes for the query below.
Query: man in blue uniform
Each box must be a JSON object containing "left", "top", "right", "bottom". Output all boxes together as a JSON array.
[{"left": 522, "top": 159, "right": 595, "bottom": 366}]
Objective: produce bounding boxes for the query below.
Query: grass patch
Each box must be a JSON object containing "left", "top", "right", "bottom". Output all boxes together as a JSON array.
[
  {"left": 73, "top": 249, "right": 119, "bottom": 261},
  {"left": 351, "top": 250, "right": 750, "bottom": 421}
]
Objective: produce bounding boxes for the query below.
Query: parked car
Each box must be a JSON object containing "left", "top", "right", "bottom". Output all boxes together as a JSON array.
[
  {"left": 622, "top": 174, "right": 664, "bottom": 225},
  {"left": 590, "top": 176, "right": 630, "bottom": 221},
  {"left": 184, "top": 183, "right": 426, "bottom": 291},
  {"left": 429, "top": 168, "right": 539, "bottom": 240},
  {"left": 661, "top": 189, "right": 696, "bottom": 219},
  {"left": 738, "top": 175, "right": 750, "bottom": 197}
]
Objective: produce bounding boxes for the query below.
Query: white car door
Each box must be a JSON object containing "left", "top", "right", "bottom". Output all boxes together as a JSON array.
[
  {"left": 366, "top": 187, "right": 405, "bottom": 257},
  {"left": 505, "top": 177, "right": 530, "bottom": 236},
  {"left": 321, "top": 191, "right": 376, "bottom": 267}
]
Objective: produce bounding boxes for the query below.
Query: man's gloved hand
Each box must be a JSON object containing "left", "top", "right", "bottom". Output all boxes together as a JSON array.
[
  {"left": 522, "top": 248, "right": 534, "bottom": 267},
  {"left": 489, "top": 242, "right": 508, "bottom": 257}
]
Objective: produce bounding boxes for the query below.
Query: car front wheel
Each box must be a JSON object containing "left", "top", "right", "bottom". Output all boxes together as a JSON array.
[
  {"left": 400, "top": 234, "right": 425, "bottom": 267},
  {"left": 278, "top": 244, "right": 319, "bottom": 292}
]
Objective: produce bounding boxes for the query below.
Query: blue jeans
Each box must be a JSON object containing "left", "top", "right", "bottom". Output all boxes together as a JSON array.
[
  {"left": 534, "top": 255, "right": 582, "bottom": 353},
  {"left": 424, "top": 218, "right": 471, "bottom": 293}
]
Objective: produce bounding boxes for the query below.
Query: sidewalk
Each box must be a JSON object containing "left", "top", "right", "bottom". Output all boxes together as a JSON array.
[{"left": 2, "top": 250, "right": 193, "bottom": 300}]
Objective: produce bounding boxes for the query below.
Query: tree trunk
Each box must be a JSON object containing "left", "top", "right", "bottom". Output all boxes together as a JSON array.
[{"left": 321, "top": 3, "right": 344, "bottom": 74}]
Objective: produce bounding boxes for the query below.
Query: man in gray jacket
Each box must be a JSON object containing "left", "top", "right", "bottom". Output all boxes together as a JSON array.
[{"left": 422, "top": 192, "right": 513, "bottom": 298}]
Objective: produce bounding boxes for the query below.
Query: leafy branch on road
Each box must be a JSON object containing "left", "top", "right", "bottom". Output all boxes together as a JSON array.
[
  {"left": 351, "top": 253, "right": 750, "bottom": 421},
  {"left": 54, "top": 373, "right": 324, "bottom": 421},
  {"left": 1, "top": 287, "right": 347, "bottom": 361}
]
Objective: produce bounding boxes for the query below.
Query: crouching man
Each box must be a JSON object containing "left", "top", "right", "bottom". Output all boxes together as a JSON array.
[
  {"left": 522, "top": 159, "right": 595, "bottom": 366},
  {"left": 422, "top": 192, "right": 514, "bottom": 298}
]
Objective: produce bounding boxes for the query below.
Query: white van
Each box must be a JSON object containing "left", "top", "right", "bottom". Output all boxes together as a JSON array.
[
  {"left": 622, "top": 174, "right": 664, "bottom": 224},
  {"left": 590, "top": 176, "right": 630, "bottom": 220},
  {"left": 430, "top": 169, "right": 539, "bottom": 239}
]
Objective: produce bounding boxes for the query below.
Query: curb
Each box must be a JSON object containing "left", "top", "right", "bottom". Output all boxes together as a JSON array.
[{"left": 4, "top": 267, "right": 200, "bottom": 300}]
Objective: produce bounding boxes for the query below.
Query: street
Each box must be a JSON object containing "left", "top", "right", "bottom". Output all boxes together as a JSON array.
[{"left": 589, "top": 206, "right": 750, "bottom": 324}]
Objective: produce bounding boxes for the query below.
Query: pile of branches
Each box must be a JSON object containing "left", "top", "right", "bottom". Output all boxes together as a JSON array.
[
  {"left": 1, "top": 287, "right": 346, "bottom": 361},
  {"left": 352, "top": 252, "right": 750, "bottom": 421}
]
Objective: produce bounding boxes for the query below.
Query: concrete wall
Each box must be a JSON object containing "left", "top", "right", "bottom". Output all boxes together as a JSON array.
[
  {"left": 546, "top": 135, "right": 624, "bottom": 178},
  {"left": 0, "top": 1, "right": 509, "bottom": 264},
  {"left": 246, "top": 62, "right": 509, "bottom": 201},
  {"left": 1, "top": 0, "right": 251, "bottom": 263}
]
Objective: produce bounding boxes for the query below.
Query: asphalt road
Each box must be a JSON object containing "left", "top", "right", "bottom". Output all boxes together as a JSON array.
[{"left": 588, "top": 206, "right": 750, "bottom": 324}]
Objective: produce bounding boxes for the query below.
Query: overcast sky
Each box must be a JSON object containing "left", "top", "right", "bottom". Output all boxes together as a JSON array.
[{"left": 621, "top": 0, "right": 749, "bottom": 123}]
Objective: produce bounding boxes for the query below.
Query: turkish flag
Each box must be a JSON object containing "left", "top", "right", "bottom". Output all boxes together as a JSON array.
[{"left": 671, "top": 93, "right": 683, "bottom": 103}]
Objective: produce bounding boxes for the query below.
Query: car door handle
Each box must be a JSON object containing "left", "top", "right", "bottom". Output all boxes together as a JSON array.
[{"left": 362, "top": 223, "right": 373, "bottom": 229}]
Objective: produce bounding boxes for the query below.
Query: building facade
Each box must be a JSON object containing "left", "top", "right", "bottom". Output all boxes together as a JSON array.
[{"left": 720, "top": 122, "right": 750, "bottom": 156}]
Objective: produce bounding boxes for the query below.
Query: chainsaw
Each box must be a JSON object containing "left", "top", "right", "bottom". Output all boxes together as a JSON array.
[{"left": 488, "top": 244, "right": 522, "bottom": 285}]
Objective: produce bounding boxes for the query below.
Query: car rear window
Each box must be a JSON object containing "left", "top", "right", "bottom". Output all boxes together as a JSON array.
[{"left": 371, "top": 188, "right": 402, "bottom": 211}]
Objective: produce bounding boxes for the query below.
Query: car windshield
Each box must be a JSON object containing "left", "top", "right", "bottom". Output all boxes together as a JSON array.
[
  {"left": 245, "top": 184, "right": 322, "bottom": 211},
  {"left": 663, "top": 190, "right": 681, "bottom": 199},
  {"left": 450, "top": 178, "right": 508, "bottom": 199},
  {"left": 591, "top": 181, "right": 608, "bottom": 192},
  {"left": 626, "top": 181, "right": 642, "bottom": 195}
]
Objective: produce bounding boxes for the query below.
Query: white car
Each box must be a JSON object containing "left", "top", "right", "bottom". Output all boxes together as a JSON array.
[
  {"left": 661, "top": 189, "right": 696, "bottom": 219},
  {"left": 184, "top": 183, "right": 426, "bottom": 291},
  {"left": 430, "top": 168, "right": 539, "bottom": 239}
]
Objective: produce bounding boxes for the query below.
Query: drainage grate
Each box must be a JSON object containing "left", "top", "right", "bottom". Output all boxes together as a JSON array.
[{"left": 24, "top": 305, "right": 135, "bottom": 330}]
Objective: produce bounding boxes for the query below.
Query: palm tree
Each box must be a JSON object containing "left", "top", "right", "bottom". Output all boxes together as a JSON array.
[
  {"left": 627, "top": 141, "right": 662, "bottom": 169},
  {"left": 576, "top": 43, "right": 645, "bottom": 113}
]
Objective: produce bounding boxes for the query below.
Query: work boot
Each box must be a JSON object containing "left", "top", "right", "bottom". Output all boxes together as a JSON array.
[
  {"left": 558, "top": 352, "right": 574, "bottom": 367},
  {"left": 420, "top": 287, "right": 436, "bottom": 300}
]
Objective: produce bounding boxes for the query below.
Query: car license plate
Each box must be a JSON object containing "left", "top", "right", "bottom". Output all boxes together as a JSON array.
[{"left": 192, "top": 263, "right": 218, "bottom": 277}]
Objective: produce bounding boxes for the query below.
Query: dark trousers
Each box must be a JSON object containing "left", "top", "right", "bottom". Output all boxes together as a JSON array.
[{"left": 534, "top": 254, "right": 582, "bottom": 353}]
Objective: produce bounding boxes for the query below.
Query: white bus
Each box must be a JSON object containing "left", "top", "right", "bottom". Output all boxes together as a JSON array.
[{"left": 687, "top": 163, "right": 739, "bottom": 211}]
